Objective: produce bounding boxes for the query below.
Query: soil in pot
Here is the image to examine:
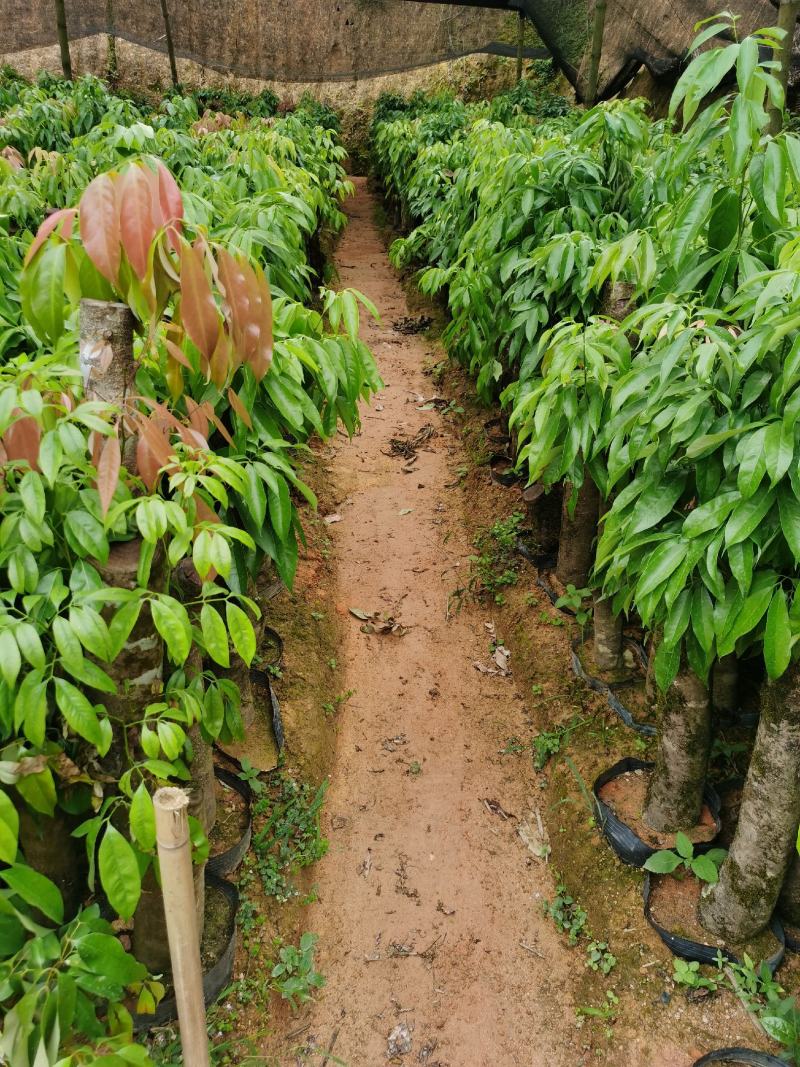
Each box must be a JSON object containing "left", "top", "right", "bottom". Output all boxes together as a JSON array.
[
  {"left": 598, "top": 768, "right": 717, "bottom": 850},
  {"left": 576, "top": 639, "right": 641, "bottom": 688},
  {"left": 648, "top": 875, "right": 783, "bottom": 966},
  {"left": 201, "top": 881, "right": 235, "bottom": 972},
  {"left": 209, "top": 775, "right": 249, "bottom": 860}
]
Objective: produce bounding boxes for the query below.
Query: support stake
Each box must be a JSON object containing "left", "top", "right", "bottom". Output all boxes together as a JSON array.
[
  {"left": 159, "top": 0, "right": 180, "bottom": 89},
  {"left": 769, "top": 0, "right": 800, "bottom": 135},
  {"left": 586, "top": 0, "right": 607, "bottom": 106},
  {"left": 154, "top": 788, "right": 210, "bottom": 1067},
  {"left": 53, "top": 0, "right": 72, "bottom": 79}
]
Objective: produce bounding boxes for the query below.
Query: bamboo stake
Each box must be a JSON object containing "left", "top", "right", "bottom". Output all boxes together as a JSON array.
[
  {"left": 516, "top": 11, "right": 525, "bottom": 84},
  {"left": 769, "top": 0, "right": 800, "bottom": 135},
  {"left": 586, "top": 0, "right": 607, "bottom": 106},
  {"left": 53, "top": 0, "right": 72, "bottom": 79},
  {"left": 159, "top": 0, "right": 180, "bottom": 89},
  {"left": 154, "top": 788, "right": 210, "bottom": 1067}
]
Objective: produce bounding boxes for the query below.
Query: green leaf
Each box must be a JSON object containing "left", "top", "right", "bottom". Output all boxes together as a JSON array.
[
  {"left": 691, "top": 854, "right": 720, "bottom": 884},
  {"left": 151, "top": 597, "right": 191, "bottom": 664},
  {"left": 0, "top": 630, "right": 21, "bottom": 688},
  {"left": 636, "top": 541, "right": 687, "bottom": 598},
  {"left": 98, "top": 824, "right": 141, "bottom": 920},
  {"left": 764, "top": 587, "right": 792, "bottom": 680},
  {"left": 200, "top": 603, "right": 230, "bottom": 667},
  {"left": 0, "top": 789, "right": 19, "bottom": 864},
  {"left": 14, "top": 622, "right": 45, "bottom": 670},
  {"left": 19, "top": 471, "right": 46, "bottom": 524},
  {"left": 226, "top": 602, "right": 256, "bottom": 665},
  {"left": 54, "top": 678, "right": 109, "bottom": 754},
  {"left": 643, "top": 850, "right": 682, "bottom": 874},
  {"left": 675, "top": 832, "right": 693, "bottom": 860},
  {"left": 654, "top": 639, "right": 680, "bottom": 692},
  {"left": 129, "top": 783, "right": 156, "bottom": 850},
  {"left": 1, "top": 863, "right": 63, "bottom": 923}
]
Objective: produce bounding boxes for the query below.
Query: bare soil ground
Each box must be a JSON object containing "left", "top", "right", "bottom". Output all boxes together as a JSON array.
[{"left": 251, "top": 179, "right": 799, "bottom": 1066}]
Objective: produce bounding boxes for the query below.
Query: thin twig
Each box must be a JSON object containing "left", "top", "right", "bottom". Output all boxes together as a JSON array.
[{"left": 321, "top": 1028, "right": 340, "bottom": 1067}]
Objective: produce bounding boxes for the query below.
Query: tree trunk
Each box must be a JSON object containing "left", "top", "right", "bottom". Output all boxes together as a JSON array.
[
  {"left": 700, "top": 663, "right": 800, "bottom": 943},
  {"left": 523, "top": 482, "right": 562, "bottom": 558},
  {"left": 516, "top": 11, "right": 525, "bottom": 83},
  {"left": 712, "top": 654, "right": 739, "bottom": 717},
  {"left": 159, "top": 0, "right": 180, "bottom": 88},
  {"left": 778, "top": 851, "right": 800, "bottom": 926},
  {"left": 53, "top": 0, "right": 72, "bottom": 79},
  {"left": 593, "top": 496, "right": 622, "bottom": 669},
  {"left": 643, "top": 664, "right": 711, "bottom": 832},
  {"left": 556, "top": 479, "right": 600, "bottom": 588},
  {"left": 586, "top": 0, "right": 608, "bottom": 105},
  {"left": 17, "top": 805, "right": 86, "bottom": 920},
  {"left": 768, "top": 1, "right": 800, "bottom": 135},
  {"left": 594, "top": 595, "right": 623, "bottom": 670}
]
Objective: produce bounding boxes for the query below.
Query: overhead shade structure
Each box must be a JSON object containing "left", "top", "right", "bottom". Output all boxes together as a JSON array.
[
  {"left": 410, "top": 0, "right": 785, "bottom": 100},
  {"left": 3, "top": 0, "right": 542, "bottom": 82}
]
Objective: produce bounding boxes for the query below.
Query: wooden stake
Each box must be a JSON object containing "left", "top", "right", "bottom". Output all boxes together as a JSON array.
[
  {"left": 516, "top": 11, "right": 525, "bottom": 84},
  {"left": 586, "top": 0, "right": 607, "bottom": 105},
  {"left": 159, "top": 0, "right": 180, "bottom": 89},
  {"left": 154, "top": 788, "right": 210, "bottom": 1067},
  {"left": 769, "top": 0, "right": 800, "bottom": 135},
  {"left": 53, "top": 0, "right": 72, "bottom": 79}
]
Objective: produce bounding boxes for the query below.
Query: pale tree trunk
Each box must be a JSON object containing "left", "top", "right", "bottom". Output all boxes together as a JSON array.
[
  {"left": 643, "top": 663, "right": 711, "bottom": 832},
  {"left": 700, "top": 663, "right": 800, "bottom": 943},
  {"left": 586, "top": 0, "right": 608, "bottom": 105}
]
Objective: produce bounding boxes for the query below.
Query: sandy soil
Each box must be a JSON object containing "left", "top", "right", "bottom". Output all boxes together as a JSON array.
[
  {"left": 286, "top": 178, "right": 583, "bottom": 1065},
  {"left": 257, "top": 179, "right": 723, "bottom": 1067}
]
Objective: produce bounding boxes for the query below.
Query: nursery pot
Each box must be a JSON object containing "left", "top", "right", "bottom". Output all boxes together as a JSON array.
[{"left": 593, "top": 758, "right": 721, "bottom": 868}]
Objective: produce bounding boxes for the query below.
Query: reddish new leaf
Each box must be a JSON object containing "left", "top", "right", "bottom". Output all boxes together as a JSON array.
[
  {"left": 227, "top": 387, "right": 253, "bottom": 430},
  {"left": 120, "top": 165, "right": 158, "bottom": 281},
  {"left": 157, "top": 162, "right": 184, "bottom": 251},
  {"left": 96, "top": 430, "right": 121, "bottom": 518},
  {"left": 25, "top": 208, "right": 77, "bottom": 266},
  {"left": 217, "top": 249, "right": 272, "bottom": 379},
  {"left": 185, "top": 397, "right": 209, "bottom": 440},
  {"left": 3, "top": 413, "right": 41, "bottom": 469},
  {"left": 179, "top": 240, "right": 220, "bottom": 361},
  {"left": 164, "top": 338, "right": 192, "bottom": 370},
  {"left": 79, "top": 175, "right": 120, "bottom": 286}
]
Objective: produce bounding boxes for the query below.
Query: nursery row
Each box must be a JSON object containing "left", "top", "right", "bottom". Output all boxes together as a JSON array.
[
  {"left": 373, "top": 14, "right": 800, "bottom": 1026},
  {"left": 0, "top": 72, "right": 379, "bottom": 1066}
]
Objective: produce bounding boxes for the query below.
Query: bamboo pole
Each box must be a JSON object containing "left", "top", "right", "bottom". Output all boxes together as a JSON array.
[
  {"left": 159, "top": 0, "right": 180, "bottom": 89},
  {"left": 586, "top": 0, "right": 607, "bottom": 106},
  {"left": 154, "top": 788, "right": 210, "bottom": 1067},
  {"left": 516, "top": 11, "right": 525, "bottom": 84},
  {"left": 769, "top": 0, "right": 800, "bottom": 135},
  {"left": 53, "top": 0, "right": 72, "bottom": 79}
]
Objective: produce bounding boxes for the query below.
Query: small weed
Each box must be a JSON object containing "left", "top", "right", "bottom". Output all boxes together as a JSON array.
[
  {"left": 323, "top": 689, "right": 355, "bottom": 717},
  {"left": 407, "top": 760, "right": 422, "bottom": 775},
  {"left": 585, "top": 939, "right": 617, "bottom": 975},
  {"left": 328, "top": 657, "right": 337, "bottom": 670},
  {"left": 531, "top": 717, "right": 588, "bottom": 770},
  {"left": 543, "top": 882, "right": 587, "bottom": 944},
  {"left": 576, "top": 990, "right": 619, "bottom": 1020},
  {"left": 673, "top": 959, "right": 718, "bottom": 992},
  {"left": 242, "top": 772, "right": 329, "bottom": 903},
  {"left": 539, "top": 610, "right": 565, "bottom": 627},
  {"left": 311, "top": 610, "right": 325, "bottom": 621},
  {"left": 555, "top": 584, "right": 592, "bottom": 629},
  {"left": 469, "top": 512, "right": 525, "bottom": 602},
  {"left": 270, "top": 932, "right": 325, "bottom": 1010},
  {"left": 531, "top": 683, "right": 544, "bottom": 696},
  {"left": 238, "top": 757, "right": 266, "bottom": 797},
  {"left": 644, "top": 833, "right": 727, "bottom": 884},
  {"left": 500, "top": 736, "right": 527, "bottom": 755}
]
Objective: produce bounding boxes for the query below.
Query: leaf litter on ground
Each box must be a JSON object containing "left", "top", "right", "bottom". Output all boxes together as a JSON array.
[{"left": 349, "top": 608, "right": 410, "bottom": 636}]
